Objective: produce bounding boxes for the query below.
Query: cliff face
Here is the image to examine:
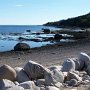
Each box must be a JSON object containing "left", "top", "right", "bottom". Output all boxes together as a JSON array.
[{"left": 44, "top": 13, "right": 90, "bottom": 28}]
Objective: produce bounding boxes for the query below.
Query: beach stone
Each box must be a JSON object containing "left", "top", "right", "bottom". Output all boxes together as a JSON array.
[
  {"left": 78, "top": 52, "right": 90, "bottom": 70},
  {"left": 14, "top": 43, "right": 30, "bottom": 51},
  {"left": 48, "top": 65, "right": 62, "bottom": 71},
  {"left": 35, "top": 79, "right": 45, "bottom": 86},
  {"left": 67, "top": 72, "right": 82, "bottom": 81},
  {"left": 19, "top": 81, "right": 40, "bottom": 90},
  {"left": 0, "top": 64, "right": 16, "bottom": 81},
  {"left": 61, "top": 58, "right": 75, "bottom": 72},
  {"left": 68, "top": 79, "right": 78, "bottom": 86},
  {"left": 86, "top": 66, "right": 90, "bottom": 76},
  {"left": 45, "top": 69, "right": 63, "bottom": 88},
  {"left": 24, "top": 60, "right": 48, "bottom": 79},
  {"left": 0, "top": 79, "right": 15, "bottom": 90},
  {"left": 15, "top": 67, "right": 30, "bottom": 83},
  {"left": 40, "top": 87, "right": 45, "bottom": 90},
  {"left": 73, "top": 58, "right": 80, "bottom": 70},
  {"left": 6, "top": 86, "right": 24, "bottom": 90},
  {"left": 82, "top": 75, "right": 90, "bottom": 81},
  {"left": 45, "top": 86, "right": 59, "bottom": 90},
  {"left": 52, "top": 69, "right": 64, "bottom": 83}
]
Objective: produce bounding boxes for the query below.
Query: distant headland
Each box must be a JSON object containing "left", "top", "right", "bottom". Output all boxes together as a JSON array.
[{"left": 44, "top": 12, "right": 90, "bottom": 28}]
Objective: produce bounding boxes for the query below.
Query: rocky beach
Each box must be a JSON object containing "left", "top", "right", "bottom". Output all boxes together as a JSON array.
[{"left": 0, "top": 34, "right": 90, "bottom": 90}]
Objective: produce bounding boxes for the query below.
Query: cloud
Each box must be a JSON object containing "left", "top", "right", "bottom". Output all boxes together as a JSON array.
[{"left": 15, "top": 4, "right": 24, "bottom": 7}]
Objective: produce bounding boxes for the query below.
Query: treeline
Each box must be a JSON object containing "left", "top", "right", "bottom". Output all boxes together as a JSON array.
[{"left": 44, "top": 13, "right": 90, "bottom": 28}]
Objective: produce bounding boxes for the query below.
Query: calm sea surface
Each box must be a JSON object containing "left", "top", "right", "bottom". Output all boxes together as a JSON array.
[
  {"left": 0, "top": 25, "right": 61, "bottom": 52},
  {"left": 0, "top": 25, "right": 59, "bottom": 34}
]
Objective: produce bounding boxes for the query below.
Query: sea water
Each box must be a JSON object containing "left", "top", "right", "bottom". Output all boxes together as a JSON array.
[{"left": 0, "top": 25, "right": 61, "bottom": 52}]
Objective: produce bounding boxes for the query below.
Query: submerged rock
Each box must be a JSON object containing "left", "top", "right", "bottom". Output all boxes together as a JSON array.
[
  {"left": 14, "top": 43, "right": 30, "bottom": 51},
  {"left": 0, "top": 64, "right": 16, "bottom": 81}
]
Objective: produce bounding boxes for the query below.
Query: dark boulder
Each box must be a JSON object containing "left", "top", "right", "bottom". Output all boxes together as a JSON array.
[
  {"left": 14, "top": 43, "right": 30, "bottom": 51},
  {"left": 54, "top": 34, "right": 62, "bottom": 40}
]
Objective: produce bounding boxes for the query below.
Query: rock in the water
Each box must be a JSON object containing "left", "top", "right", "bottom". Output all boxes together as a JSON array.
[
  {"left": 6, "top": 86, "right": 24, "bottom": 90},
  {"left": 45, "top": 86, "right": 59, "bottom": 90},
  {"left": 0, "top": 79, "right": 15, "bottom": 90},
  {"left": 0, "top": 64, "right": 16, "bottom": 81},
  {"left": 19, "top": 81, "right": 40, "bottom": 90},
  {"left": 15, "top": 67, "right": 30, "bottom": 83},
  {"left": 67, "top": 72, "right": 82, "bottom": 81},
  {"left": 78, "top": 52, "right": 90, "bottom": 70},
  {"left": 14, "top": 43, "right": 30, "bottom": 51},
  {"left": 24, "top": 60, "right": 47, "bottom": 79},
  {"left": 61, "top": 58, "right": 75, "bottom": 72}
]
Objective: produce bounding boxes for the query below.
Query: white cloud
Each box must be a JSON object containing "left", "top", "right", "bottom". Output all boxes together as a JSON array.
[{"left": 15, "top": 4, "right": 24, "bottom": 7}]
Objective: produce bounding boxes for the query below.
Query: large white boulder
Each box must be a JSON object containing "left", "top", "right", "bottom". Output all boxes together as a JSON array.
[
  {"left": 78, "top": 52, "right": 90, "bottom": 70},
  {"left": 0, "top": 64, "right": 16, "bottom": 81},
  {"left": 15, "top": 67, "right": 30, "bottom": 83},
  {"left": 0, "top": 79, "right": 15, "bottom": 90},
  {"left": 61, "top": 58, "right": 75, "bottom": 72},
  {"left": 24, "top": 60, "right": 48, "bottom": 79}
]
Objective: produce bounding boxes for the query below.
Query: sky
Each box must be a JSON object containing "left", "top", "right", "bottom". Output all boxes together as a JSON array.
[{"left": 0, "top": 0, "right": 90, "bottom": 25}]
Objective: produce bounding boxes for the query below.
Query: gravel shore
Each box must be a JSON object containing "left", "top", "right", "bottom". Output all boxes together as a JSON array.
[{"left": 0, "top": 37, "right": 90, "bottom": 68}]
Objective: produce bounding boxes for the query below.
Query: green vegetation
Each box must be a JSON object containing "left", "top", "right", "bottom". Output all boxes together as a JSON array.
[{"left": 44, "top": 13, "right": 90, "bottom": 28}]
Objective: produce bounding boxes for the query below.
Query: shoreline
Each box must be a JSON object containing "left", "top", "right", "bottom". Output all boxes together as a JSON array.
[{"left": 0, "top": 37, "right": 90, "bottom": 68}]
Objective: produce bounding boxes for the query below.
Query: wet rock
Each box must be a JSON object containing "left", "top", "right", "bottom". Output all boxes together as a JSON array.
[
  {"left": 24, "top": 60, "right": 48, "bottom": 80},
  {"left": 61, "top": 58, "right": 75, "bottom": 72},
  {"left": 19, "top": 81, "right": 40, "bottom": 90},
  {"left": 15, "top": 67, "right": 30, "bottom": 83},
  {"left": 0, "top": 79, "right": 15, "bottom": 90},
  {"left": 0, "top": 64, "right": 16, "bottom": 81},
  {"left": 78, "top": 52, "right": 90, "bottom": 70},
  {"left": 14, "top": 43, "right": 30, "bottom": 51},
  {"left": 54, "top": 34, "right": 62, "bottom": 40}
]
